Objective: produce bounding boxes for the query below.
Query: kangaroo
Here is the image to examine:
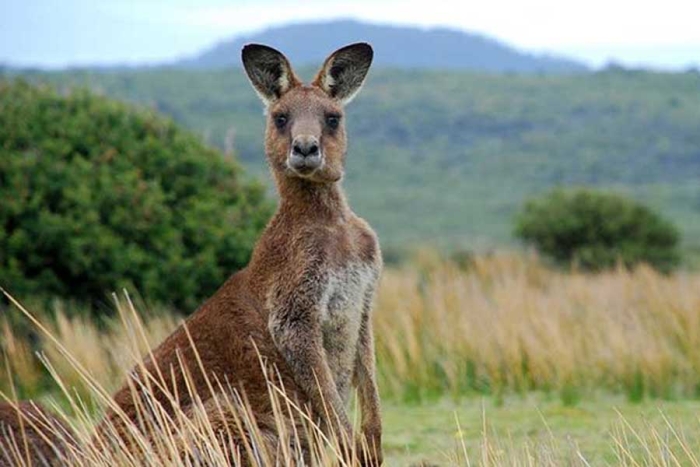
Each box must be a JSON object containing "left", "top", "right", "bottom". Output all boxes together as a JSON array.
[
  {"left": 0, "top": 42, "right": 382, "bottom": 466},
  {"left": 0, "top": 402, "right": 77, "bottom": 466}
]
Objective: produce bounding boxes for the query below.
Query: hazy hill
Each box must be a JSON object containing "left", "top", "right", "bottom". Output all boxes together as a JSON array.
[
  {"left": 5, "top": 67, "right": 700, "bottom": 252},
  {"left": 177, "top": 20, "right": 587, "bottom": 73}
]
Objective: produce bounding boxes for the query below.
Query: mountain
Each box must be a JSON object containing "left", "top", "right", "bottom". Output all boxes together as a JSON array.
[
  {"left": 4, "top": 67, "right": 700, "bottom": 253},
  {"left": 177, "top": 19, "right": 588, "bottom": 73}
]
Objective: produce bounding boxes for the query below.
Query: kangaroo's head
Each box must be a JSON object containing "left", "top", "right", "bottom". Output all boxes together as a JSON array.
[{"left": 242, "top": 43, "right": 373, "bottom": 184}]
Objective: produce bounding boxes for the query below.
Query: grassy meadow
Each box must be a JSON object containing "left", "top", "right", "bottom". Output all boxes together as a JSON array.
[{"left": 3, "top": 253, "right": 700, "bottom": 465}]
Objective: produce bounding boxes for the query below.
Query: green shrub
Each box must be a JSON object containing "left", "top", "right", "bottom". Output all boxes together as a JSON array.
[
  {"left": 0, "top": 80, "right": 273, "bottom": 313},
  {"left": 514, "top": 188, "right": 680, "bottom": 272}
]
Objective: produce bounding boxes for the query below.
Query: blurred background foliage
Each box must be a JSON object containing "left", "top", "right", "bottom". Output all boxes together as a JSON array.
[
  {"left": 515, "top": 188, "right": 680, "bottom": 272},
  {"left": 0, "top": 80, "right": 272, "bottom": 313},
  {"left": 6, "top": 66, "right": 698, "bottom": 255}
]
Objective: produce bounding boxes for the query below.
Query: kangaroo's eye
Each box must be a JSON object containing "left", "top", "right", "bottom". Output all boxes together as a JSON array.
[
  {"left": 274, "top": 114, "right": 288, "bottom": 130},
  {"left": 325, "top": 115, "right": 341, "bottom": 130}
]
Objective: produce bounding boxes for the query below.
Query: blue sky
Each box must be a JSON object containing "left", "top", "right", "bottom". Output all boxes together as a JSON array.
[{"left": 2, "top": 0, "right": 699, "bottom": 69}]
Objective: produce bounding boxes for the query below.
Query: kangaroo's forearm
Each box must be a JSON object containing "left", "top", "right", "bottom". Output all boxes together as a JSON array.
[
  {"left": 354, "top": 309, "right": 383, "bottom": 466},
  {"left": 286, "top": 344, "right": 351, "bottom": 432},
  {"left": 269, "top": 313, "right": 352, "bottom": 436},
  {"left": 354, "top": 291, "right": 382, "bottom": 428},
  {"left": 355, "top": 324, "right": 381, "bottom": 432}
]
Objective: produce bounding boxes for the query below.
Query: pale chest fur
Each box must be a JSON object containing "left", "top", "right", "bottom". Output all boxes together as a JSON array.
[{"left": 319, "top": 261, "right": 379, "bottom": 403}]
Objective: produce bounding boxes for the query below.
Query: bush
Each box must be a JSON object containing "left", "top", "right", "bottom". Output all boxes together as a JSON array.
[
  {"left": 0, "top": 80, "right": 273, "bottom": 313},
  {"left": 514, "top": 188, "right": 680, "bottom": 272}
]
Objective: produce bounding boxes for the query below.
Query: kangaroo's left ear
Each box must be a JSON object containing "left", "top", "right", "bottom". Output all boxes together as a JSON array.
[{"left": 312, "top": 43, "right": 373, "bottom": 105}]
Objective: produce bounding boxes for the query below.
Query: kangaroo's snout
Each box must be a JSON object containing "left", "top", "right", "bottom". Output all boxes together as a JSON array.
[
  {"left": 292, "top": 135, "right": 319, "bottom": 157},
  {"left": 289, "top": 135, "right": 322, "bottom": 173}
]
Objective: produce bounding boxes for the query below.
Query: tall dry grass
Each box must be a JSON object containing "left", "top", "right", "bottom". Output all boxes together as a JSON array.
[
  {"left": 2, "top": 253, "right": 700, "bottom": 465},
  {"left": 375, "top": 252, "right": 700, "bottom": 403},
  {"left": 0, "top": 254, "right": 700, "bottom": 402},
  {"left": 0, "top": 294, "right": 371, "bottom": 466},
  {"left": 1, "top": 300, "right": 179, "bottom": 400},
  {"left": 4, "top": 253, "right": 700, "bottom": 404}
]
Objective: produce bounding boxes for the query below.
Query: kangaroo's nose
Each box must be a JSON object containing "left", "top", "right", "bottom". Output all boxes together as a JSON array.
[{"left": 292, "top": 136, "right": 319, "bottom": 157}]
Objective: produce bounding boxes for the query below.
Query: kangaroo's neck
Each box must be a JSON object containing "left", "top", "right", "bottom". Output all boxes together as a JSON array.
[{"left": 275, "top": 176, "right": 350, "bottom": 223}]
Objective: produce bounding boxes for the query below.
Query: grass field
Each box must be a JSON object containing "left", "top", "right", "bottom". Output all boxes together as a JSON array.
[
  {"left": 3, "top": 253, "right": 700, "bottom": 465},
  {"left": 382, "top": 396, "right": 700, "bottom": 465}
]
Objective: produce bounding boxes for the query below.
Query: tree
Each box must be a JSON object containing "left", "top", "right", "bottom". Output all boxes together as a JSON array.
[
  {"left": 0, "top": 80, "right": 273, "bottom": 313},
  {"left": 514, "top": 188, "right": 680, "bottom": 272}
]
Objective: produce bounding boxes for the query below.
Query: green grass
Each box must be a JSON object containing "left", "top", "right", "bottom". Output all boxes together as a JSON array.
[{"left": 382, "top": 395, "right": 700, "bottom": 465}]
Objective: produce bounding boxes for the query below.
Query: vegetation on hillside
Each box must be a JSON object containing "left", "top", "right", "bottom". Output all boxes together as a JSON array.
[
  {"left": 10, "top": 67, "right": 699, "bottom": 251},
  {"left": 0, "top": 80, "right": 272, "bottom": 312},
  {"left": 515, "top": 188, "right": 680, "bottom": 272}
]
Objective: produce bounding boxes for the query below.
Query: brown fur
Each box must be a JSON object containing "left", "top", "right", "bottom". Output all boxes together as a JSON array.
[
  {"left": 0, "top": 42, "right": 382, "bottom": 466},
  {"left": 0, "top": 402, "right": 76, "bottom": 466}
]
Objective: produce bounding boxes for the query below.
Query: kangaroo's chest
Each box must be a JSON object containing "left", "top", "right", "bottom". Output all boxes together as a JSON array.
[{"left": 320, "top": 262, "right": 378, "bottom": 402}]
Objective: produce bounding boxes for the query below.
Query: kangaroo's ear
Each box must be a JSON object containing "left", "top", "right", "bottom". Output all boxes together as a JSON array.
[
  {"left": 312, "top": 43, "right": 373, "bottom": 105},
  {"left": 242, "top": 44, "right": 301, "bottom": 105}
]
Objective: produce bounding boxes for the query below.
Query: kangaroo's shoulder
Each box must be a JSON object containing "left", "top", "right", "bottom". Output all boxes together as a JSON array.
[{"left": 348, "top": 214, "right": 382, "bottom": 267}]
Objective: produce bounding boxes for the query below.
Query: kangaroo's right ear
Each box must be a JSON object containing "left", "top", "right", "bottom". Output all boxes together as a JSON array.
[{"left": 242, "top": 44, "right": 300, "bottom": 105}]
